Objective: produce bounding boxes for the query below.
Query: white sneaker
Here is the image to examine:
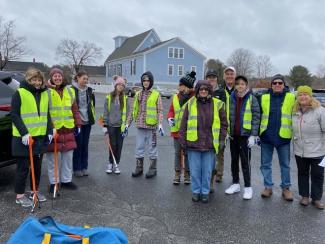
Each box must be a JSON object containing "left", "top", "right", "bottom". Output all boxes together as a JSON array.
[
  {"left": 225, "top": 184, "right": 241, "bottom": 194},
  {"left": 113, "top": 164, "right": 120, "bottom": 174},
  {"left": 106, "top": 164, "right": 113, "bottom": 174},
  {"left": 243, "top": 187, "right": 253, "bottom": 200}
]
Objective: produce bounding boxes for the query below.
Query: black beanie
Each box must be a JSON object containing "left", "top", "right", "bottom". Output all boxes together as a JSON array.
[
  {"left": 235, "top": 75, "right": 248, "bottom": 84},
  {"left": 179, "top": 71, "right": 196, "bottom": 89},
  {"left": 271, "top": 74, "right": 285, "bottom": 84}
]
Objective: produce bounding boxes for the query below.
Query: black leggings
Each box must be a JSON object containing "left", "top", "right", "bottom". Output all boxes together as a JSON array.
[
  {"left": 15, "top": 155, "right": 43, "bottom": 194},
  {"left": 107, "top": 126, "right": 124, "bottom": 164}
]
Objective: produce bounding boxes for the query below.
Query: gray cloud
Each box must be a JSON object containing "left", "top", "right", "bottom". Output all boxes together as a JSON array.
[{"left": 1, "top": 0, "right": 324, "bottom": 75}]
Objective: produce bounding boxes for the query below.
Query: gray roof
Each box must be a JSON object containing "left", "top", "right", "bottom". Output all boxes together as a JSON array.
[
  {"left": 3, "top": 61, "right": 47, "bottom": 73},
  {"left": 105, "top": 29, "right": 153, "bottom": 63},
  {"left": 80, "top": 65, "right": 105, "bottom": 76}
]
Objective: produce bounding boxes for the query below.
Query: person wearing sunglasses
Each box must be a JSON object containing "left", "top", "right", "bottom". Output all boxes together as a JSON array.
[
  {"left": 179, "top": 80, "right": 228, "bottom": 203},
  {"left": 259, "top": 74, "right": 296, "bottom": 201}
]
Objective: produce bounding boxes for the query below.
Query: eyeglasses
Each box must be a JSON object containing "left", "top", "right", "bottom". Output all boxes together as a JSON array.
[
  {"left": 199, "top": 87, "right": 208, "bottom": 91},
  {"left": 142, "top": 79, "right": 150, "bottom": 82},
  {"left": 272, "top": 81, "right": 284, "bottom": 85}
]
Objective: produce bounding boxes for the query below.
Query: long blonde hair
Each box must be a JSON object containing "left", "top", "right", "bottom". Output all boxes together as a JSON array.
[{"left": 293, "top": 96, "right": 320, "bottom": 112}]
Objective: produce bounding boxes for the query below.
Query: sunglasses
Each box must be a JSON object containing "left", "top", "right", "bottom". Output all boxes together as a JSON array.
[
  {"left": 199, "top": 87, "right": 208, "bottom": 91},
  {"left": 272, "top": 81, "right": 284, "bottom": 85}
]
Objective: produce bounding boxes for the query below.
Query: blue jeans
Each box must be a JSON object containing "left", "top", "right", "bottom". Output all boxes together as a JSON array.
[
  {"left": 188, "top": 149, "right": 215, "bottom": 195},
  {"left": 73, "top": 124, "right": 92, "bottom": 171},
  {"left": 260, "top": 142, "right": 291, "bottom": 189}
]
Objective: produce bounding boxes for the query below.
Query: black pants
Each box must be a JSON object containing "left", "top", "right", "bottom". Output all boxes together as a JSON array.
[
  {"left": 230, "top": 136, "right": 251, "bottom": 187},
  {"left": 108, "top": 126, "right": 124, "bottom": 164},
  {"left": 15, "top": 155, "right": 43, "bottom": 194},
  {"left": 295, "top": 155, "right": 324, "bottom": 201}
]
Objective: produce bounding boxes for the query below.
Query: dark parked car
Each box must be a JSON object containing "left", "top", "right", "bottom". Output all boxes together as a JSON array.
[
  {"left": 313, "top": 89, "right": 325, "bottom": 107},
  {"left": 0, "top": 71, "right": 21, "bottom": 168}
]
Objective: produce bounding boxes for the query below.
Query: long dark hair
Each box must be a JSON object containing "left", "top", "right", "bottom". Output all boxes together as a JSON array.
[
  {"left": 109, "top": 87, "right": 125, "bottom": 111},
  {"left": 74, "top": 70, "right": 88, "bottom": 81}
]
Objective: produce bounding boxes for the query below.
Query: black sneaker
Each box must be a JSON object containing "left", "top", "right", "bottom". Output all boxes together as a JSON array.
[
  {"left": 201, "top": 194, "right": 209, "bottom": 203},
  {"left": 192, "top": 193, "right": 200, "bottom": 202},
  {"left": 49, "top": 184, "right": 61, "bottom": 197},
  {"left": 61, "top": 182, "right": 78, "bottom": 190}
]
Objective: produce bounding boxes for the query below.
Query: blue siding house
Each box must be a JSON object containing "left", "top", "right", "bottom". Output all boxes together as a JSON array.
[{"left": 104, "top": 29, "right": 206, "bottom": 84}]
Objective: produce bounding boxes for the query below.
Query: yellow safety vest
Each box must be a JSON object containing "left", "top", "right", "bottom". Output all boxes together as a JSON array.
[
  {"left": 12, "top": 88, "right": 49, "bottom": 137},
  {"left": 242, "top": 95, "right": 253, "bottom": 130},
  {"left": 186, "top": 97, "right": 223, "bottom": 153},
  {"left": 107, "top": 94, "right": 127, "bottom": 132},
  {"left": 260, "top": 92, "right": 295, "bottom": 138},
  {"left": 170, "top": 94, "right": 189, "bottom": 133},
  {"left": 48, "top": 87, "right": 75, "bottom": 129},
  {"left": 133, "top": 90, "right": 159, "bottom": 125}
]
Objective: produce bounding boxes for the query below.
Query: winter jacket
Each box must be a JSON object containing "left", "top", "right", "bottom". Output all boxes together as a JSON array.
[
  {"left": 179, "top": 80, "right": 228, "bottom": 152},
  {"left": 259, "top": 88, "right": 292, "bottom": 146},
  {"left": 292, "top": 106, "right": 325, "bottom": 158},
  {"left": 10, "top": 80, "right": 53, "bottom": 157},
  {"left": 212, "top": 85, "right": 227, "bottom": 104},
  {"left": 229, "top": 90, "right": 260, "bottom": 137},
  {"left": 167, "top": 90, "right": 195, "bottom": 138},
  {"left": 71, "top": 82, "right": 96, "bottom": 125},
  {"left": 47, "top": 85, "right": 82, "bottom": 152}
]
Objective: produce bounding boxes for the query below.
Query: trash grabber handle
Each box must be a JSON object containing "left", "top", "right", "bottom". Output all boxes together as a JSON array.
[
  {"left": 28, "top": 136, "right": 38, "bottom": 212},
  {"left": 105, "top": 134, "right": 117, "bottom": 165},
  {"left": 53, "top": 132, "right": 59, "bottom": 198}
]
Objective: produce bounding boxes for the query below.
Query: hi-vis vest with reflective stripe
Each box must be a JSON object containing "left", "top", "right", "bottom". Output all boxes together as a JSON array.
[
  {"left": 242, "top": 95, "right": 253, "bottom": 130},
  {"left": 106, "top": 94, "right": 127, "bottom": 132},
  {"left": 170, "top": 94, "right": 188, "bottom": 133},
  {"left": 48, "top": 87, "right": 75, "bottom": 129},
  {"left": 186, "top": 97, "right": 223, "bottom": 153},
  {"left": 12, "top": 88, "right": 49, "bottom": 137},
  {"left": 259, "top": 92, "right": 295, "bottom": 138},
  {"left": 225, "top": 89, "right": 231, "bottom": 133},
  {"left": 133, "top": 90, "right": 159, "bottom": 125}
]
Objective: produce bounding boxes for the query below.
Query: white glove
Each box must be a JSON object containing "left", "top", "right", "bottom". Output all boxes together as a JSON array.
[
  {"left": 319, "top": 157, "right": 325, "bottom": 168},
  {"left": 102, "top": 127, "right": 108, "bottom": 135},
  {"left": 48, "top": 134, "right": 53, "bottom": 144},
  {"left": 247, "top": 136, "right": 257, "bottom": 148},
  {"left": 122, "top": 124, "right": 129, "bottom": 137},
  {"left": 158, "top": 124, "right": 164, "bottom": 136},
  {"left": 167, "top": 118, "right": 175, "bottom": 127},
  {"left": 22, "top": 134, "right": 31, "bottom": 146},
  {"left": 78, "top": 127, "right": 81, "bottom": 134}
]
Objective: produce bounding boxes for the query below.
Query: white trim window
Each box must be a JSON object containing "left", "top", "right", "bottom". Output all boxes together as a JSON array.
[
  {"left": 168, "top": 47, "right": 174, "bottom": 58},
  {"left": 168, "top": 64, "right": 174, "bottom": 76},
  {"left": 179, "top": 48, "right": 184, "bottom": 59},
  {"left": 174, "top": 48, "right": 179, "bottom": 59},
  {"left": 178, "top": 65, "right": 184, "bottom": 76},
  {"left": 191, "top": 66, "right": 196, "bottom": 72}
]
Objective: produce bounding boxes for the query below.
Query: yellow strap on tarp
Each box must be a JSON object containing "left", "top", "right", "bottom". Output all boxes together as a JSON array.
[
  {"left": 42, "top": 233, "right": 51, "bottom": 244},
  {"left": 82, "top": 237, "right": 89, "bottom": 244}
]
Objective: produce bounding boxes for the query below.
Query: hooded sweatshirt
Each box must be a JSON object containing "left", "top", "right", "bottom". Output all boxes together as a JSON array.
[
  {"left": 179, "top": 80, "right": 228, "bottom": 152},
  {"left": 126, "top": 71, "right": 163, "bottom": 129}
]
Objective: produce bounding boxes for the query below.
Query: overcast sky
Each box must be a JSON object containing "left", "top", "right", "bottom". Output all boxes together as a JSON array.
[{"left": 1, "top": 0, "right": 325, "bottom": 75}]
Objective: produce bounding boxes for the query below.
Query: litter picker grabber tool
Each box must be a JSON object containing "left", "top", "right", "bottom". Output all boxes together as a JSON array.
[
  {"left": 105, "top": 134, "right": 117, "bottom": 166},
  {"left": 28, "top": 136, "right": 39, "bottom": 212},
  {"left": 53, "top": 132, "right": 59, "bottom": 199}
]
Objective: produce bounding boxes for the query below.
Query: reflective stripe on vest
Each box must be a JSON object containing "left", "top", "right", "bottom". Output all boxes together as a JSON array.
[
  {"left": 243, "top": 95, "right": 253, "bottom": 130},
  {"left": 12, "top": 88, "right": 48, "bottom": 137},
  {"left": 133, "top": 90, "right": 159, "bottom": 125},
  {"left": 107, "top": 94, "right": 127, "bottom": 132},
  {"left": 259, "top": 92, "right": 295, "bottom": 138},
  {"left": 225, "top": 90, "right": 231, "bottom": 133},
  {"left": 48, "top": 87, "right": 75, "bottom": 129},
  {"left": 186, "top": 97, "right": 223, "bottom": 153}
]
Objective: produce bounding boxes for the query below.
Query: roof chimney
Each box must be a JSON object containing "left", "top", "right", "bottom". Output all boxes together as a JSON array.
[{"left": 113, "top": 36, "right": 128, "bottom": 49}]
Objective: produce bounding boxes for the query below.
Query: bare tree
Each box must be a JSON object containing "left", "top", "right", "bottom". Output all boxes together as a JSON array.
[
  {"left": 255, "top": 55, "right": 273, "bottom": 79},
  {"left": 56, "top": 38, "right": 103, "bottom": 73},
  {"left": 205, "top": 58, "right": 226, "bottom": 82},
  {"left": 227, "top": 48, "right": 255, "bottom": 77},
  {"left": 316, "top": 64, "right": 325, "bottom": 78},
  {"left": 0, "top": 17, "right": 28, "bottom": 70}
]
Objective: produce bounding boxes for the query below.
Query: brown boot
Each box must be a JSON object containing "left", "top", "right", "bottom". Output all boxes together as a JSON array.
[
  {"left": 311, "top": 200, "right": 325, "bottom": 210},
  {"left": 184, "top": 171, "right": 191, "bottom": 185},
  {"left": 261, "top": 188, "right": 273, "bottom": 198},
  {"left": 299, "top": 197, "right": 309, "bottom": 206},
  {"left": 173, "top": 171, "right": 181, "bottom": 185},
  {"left": 282, "top": 188, "right": 293, "bottom": 201}
]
